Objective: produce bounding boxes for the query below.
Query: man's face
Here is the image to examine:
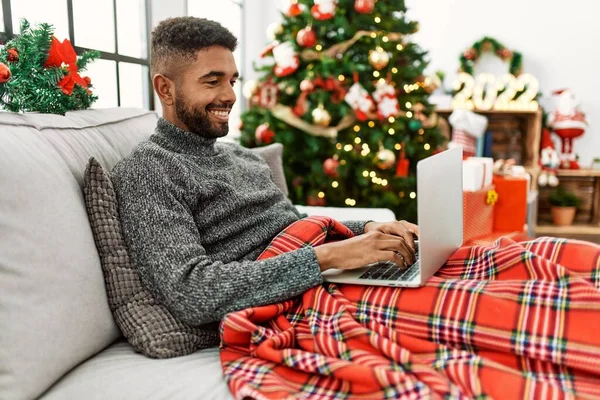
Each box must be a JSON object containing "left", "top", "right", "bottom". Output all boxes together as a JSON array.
[{"left": 174, "top": 46, "right": 238, "bottom": 139}]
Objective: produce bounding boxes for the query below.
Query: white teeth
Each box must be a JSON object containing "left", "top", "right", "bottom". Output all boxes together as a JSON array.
[{"left": 209, "top": 110, "right": 228, "bottom": 117}]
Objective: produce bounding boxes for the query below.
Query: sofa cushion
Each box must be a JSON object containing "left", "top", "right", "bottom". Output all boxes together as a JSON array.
[
  {"left": 249, "top": 143, "right": 289, "bottom": 196},
  {"left": 0, "top": 108, "right": 157, "bottom": 400},
  {"left": 40, "top": 341, "right": 232, "bottom": 400},
  {"left": 83, "top": 157, "right": 220, "bottom": 358}
]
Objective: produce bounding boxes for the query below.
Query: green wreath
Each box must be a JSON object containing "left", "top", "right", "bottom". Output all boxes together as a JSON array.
[{"left": 459, "top": 36, "right": 523, "bottom": 76}]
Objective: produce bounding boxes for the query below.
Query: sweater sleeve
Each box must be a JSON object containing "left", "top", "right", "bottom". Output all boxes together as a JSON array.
[{"left": 112, "top": 158, "right": 323, "bottom": 327}]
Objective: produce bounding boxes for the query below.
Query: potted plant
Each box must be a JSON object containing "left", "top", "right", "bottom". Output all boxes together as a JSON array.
[{"left": 548, "top": 187, "right": 581, "bottom": 226}]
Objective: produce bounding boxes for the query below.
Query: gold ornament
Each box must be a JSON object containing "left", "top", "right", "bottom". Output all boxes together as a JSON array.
[
  {"left": 312, "top": 104, "right": 332, "bottom": 127},
  {"left": 375, "top": 147, "right": 396, "bottom": 169},
  {"left": 369, "top": 47, "right": 390, "bottom": 70}
]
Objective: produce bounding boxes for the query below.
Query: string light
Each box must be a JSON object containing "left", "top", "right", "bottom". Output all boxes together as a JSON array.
[
  {"left": 388, "top": 116, "right": 395, "bottom": 123},
  {"left": 368, "top": 121, "right": 375, "bottom": 127},
  {"left": 399, "top": 191, "right": 405, "bottom": 198},
  {"left": 318, "top": 192, "right": 325, "bottom": 198},
  {"left": 362, "top": 171, "right": 369, "bottom": 177},
  {"left": 336, "top": 143, "right": 342, "bottom": 150},
  {"left": 388, "top": 128, "right": 395, "bottom": 135},
  {"left": 315, "top": 44, "right": 323, "bottom": 51},
  {"left": 353, "top": 125, "right": 361, "bottom": 132},
  {"left": 406, "top": 111, "right": 413, "bottom": 118},
  {"left": 354, "top": 137, "right": 361, "bottom": 144},
  {"left": 370, "top": 32, "right": 377, "bottom": 38},
  {"left": 396, "top": 44, "right": 403, "bottom": 51},
  {"left": 392, "top": 67, "right": 398, "bottom": 74},
  {"left": 394, "top": 143, "right": 402, "bottom": 150},
  {"left": 418, "top": 129, "right": 424, "bottom": 135},
  {"left": 381, "top": 179, "right": 388, "bottom": 186},
  {"left": 378, "top": 78, "right": 386, "bottom": 84},
  {"left": 410, "top": 192, "right": 416, "bottom": 199},
  {"left": 370, "top": 171, "right": 376, "bottom": 178},
  {"left": 340, "top": 160, "right": 346, "bottom": 165},
  {"left": 345, "top": 198, "right": 356, "bottom": 206},
  {"left": 338, "top": 74, "right": 345, "bottom": 81},
  {"left": 405, "top": 102, "right": 412, "bottom": 108},
  {"left": 374, "top": 17, "right": 381, "bottom": 23},
  {"left": 332, "top": 181, "right": 339, "bottom": 188},
  {"left": 344, "top": 144, "right": 353, "bottom": 152},
  {"left": 424, "top": 143, "right": 431, "bottom": 150},
  {"left": 373, "top": 71, "right": 380, "bottom": 78},
  {"left": 382, "top": 36, "right": 389, "bottom": 42}
]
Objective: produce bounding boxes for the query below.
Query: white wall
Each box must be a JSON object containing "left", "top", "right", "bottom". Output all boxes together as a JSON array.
[{"left": 243, "top": 0, "right": 600, "bottom": 166}]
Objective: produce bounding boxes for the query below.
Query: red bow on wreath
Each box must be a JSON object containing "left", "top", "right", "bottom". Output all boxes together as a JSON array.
[
  {"left": 294, "top": 76, "right": 347, "bottom": 117},
  {"left": 44, "top": 36, "right": 89, "bottom": 95}
]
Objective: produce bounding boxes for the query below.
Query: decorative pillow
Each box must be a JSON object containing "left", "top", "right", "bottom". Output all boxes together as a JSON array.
[
  {"left": 250, "top": 143, "right": 289, "bottom": 196},
  {"left": 83, "top": 157, "right": 220, "bottom": 359}
]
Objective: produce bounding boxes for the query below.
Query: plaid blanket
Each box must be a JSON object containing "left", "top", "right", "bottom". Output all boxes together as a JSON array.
[{"left": 220, "top": 216, "right": 600, "bottom": 399}]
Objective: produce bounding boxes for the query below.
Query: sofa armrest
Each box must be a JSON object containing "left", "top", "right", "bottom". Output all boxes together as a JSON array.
[{"left": 294, "top": 205, "right": 396, "bottom": 222}]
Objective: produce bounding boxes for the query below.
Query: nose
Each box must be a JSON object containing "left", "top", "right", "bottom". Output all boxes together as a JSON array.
[{"left": 220, "top": 82, "right": 236, "bottom": 106}]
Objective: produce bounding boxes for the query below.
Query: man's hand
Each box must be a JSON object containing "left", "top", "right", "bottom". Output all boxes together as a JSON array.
[{"left": 314, "top": 222, "right": 418, "bottom": 272}]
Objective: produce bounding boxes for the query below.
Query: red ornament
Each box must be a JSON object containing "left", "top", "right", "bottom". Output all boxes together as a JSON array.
[
  {"left": 296, "top": 26, "right": 317, "bottom": 48},
  {"left": 395, "top": 147, "right": 410, "bottom": 177},
  {"left": 323, "top": 158, "right": 340, "bottom": 177},
  {"left": 255, "top": 123, "right": 275, "bottom": 145},
  {"left": 354, "top": 0, "right": 375, "bottom": 13},
  {"left": 0, "top": 62, "right": 11, "bottom": 83},
  {"left": 7, "top": 48, "right": 19, "bottom": 62}
]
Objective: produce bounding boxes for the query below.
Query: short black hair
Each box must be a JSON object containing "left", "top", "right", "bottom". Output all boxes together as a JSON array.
[{"left": 150, "top": 17, "right": 238, "bottom": 78}]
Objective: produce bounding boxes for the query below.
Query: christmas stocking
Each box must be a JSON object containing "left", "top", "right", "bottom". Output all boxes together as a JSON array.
[
  {"left": 272, "top": 41, "right": 299, "bottom": 77},
  {"left": 448, "top": 109, "right": 488, "bottom": 158},
  {"left": 311, "top": 0, "right": 337, "bottom": 20},
  {"left": 372, "top": 80, "right": 400, "bottom": 120},
  {"left": 344, "top": 82, "right": 375, "bottom": 121}
]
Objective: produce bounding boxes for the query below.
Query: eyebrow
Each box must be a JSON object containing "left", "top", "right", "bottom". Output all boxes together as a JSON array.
[{"left": 199, "top": 71, "right": 240, "bottom": 80}]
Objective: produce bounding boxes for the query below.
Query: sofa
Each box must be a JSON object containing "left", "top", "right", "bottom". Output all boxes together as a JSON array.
[{"left": 0, "top": 107, "right": 396, "bottom": 400}]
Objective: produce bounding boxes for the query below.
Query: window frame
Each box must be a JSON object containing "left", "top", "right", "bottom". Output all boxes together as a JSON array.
[{"left": 0, "top": 0, "right": 154, "bottom": 110}]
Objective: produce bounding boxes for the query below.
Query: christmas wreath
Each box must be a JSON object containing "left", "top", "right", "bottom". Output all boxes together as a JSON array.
[
  {"left": 459, "top": 36, "right": 522, "bottom": 76},
  {"left": 0, "top": 19, "right": 99, "bottom": 115}
]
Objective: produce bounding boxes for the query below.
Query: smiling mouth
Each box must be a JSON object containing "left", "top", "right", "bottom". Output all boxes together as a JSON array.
[{"left": 208, "top": 109, "right": 231, "bottom": 122}]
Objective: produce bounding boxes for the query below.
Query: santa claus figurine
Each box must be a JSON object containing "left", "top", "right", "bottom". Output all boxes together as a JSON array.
[
  {"left": 546, "top": 88, "right": 588, "bottom": 169},
  {"left": 538, "top": 128, "right": 560, "bottom": 187}
]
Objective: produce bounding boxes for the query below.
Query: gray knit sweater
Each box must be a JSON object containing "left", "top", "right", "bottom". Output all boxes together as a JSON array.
[{"left": 111, "top": 118, "right": 367, "bottom": 328}]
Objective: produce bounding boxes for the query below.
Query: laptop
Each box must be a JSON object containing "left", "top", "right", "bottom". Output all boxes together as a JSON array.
[{"left": 322, "top": 147, "right": 464, "bottom": 287}]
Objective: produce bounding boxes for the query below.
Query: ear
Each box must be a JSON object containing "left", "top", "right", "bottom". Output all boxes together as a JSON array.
[{"left": 153, "top": 74, "right": 176, "bottom": 106}]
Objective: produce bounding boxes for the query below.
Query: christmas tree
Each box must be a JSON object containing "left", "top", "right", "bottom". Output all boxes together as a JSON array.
[
  {"left": 0, "top": 19, "right": 99, "bottom": 115},
  {"left": 239, "top": 0, "right": 446, "bottom": 222}
]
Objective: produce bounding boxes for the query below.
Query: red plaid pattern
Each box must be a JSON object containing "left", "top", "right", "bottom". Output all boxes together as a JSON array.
[{"left": 220, "top": 217, "right": 600, "bottom": 399}]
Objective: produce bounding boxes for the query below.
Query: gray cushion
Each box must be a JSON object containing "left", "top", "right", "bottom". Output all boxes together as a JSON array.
[
  {"left": 0, "top": 108, "right": 157, "bottom": 400},
  {"left": 40, "top": 341, "right": 232, "bottom": 400},
  {"left": 250, "top": 142, "right": 289, "bottom": 196},
  {"left": 83, "top": 157, "right": 220, "bottom": 358}
]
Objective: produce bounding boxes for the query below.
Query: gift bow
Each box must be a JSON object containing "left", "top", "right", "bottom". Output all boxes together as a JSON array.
[{"left": 486, "top": 189, "right": 498, "bottom": 206}]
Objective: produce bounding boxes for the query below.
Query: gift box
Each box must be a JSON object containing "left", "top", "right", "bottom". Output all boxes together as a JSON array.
[
  {"left": 463, "top": 157, "right": 493, "bottom": 191},
  {"left": 463, "top": 186, "right": 497, "bottom": 244},
  {"left": 492, "top": 175, "right": 528, "bottom": 232}
]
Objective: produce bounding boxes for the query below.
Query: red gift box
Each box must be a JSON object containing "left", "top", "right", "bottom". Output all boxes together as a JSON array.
[
  {"left": 492, "top": 175, "right": 528, "bottom": 232},
  {"left": 463, "top": 186, "right": 496, "bottom": 244}
]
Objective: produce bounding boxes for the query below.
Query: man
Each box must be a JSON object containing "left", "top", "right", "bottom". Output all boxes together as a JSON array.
[{"left": 111, "top": 17, "right": 417, "bottom": 332}]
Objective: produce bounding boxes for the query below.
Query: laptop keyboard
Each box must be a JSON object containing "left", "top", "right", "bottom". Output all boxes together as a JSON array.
[{"left": 358, "top": 245, "right": 420, "bottom": 282}]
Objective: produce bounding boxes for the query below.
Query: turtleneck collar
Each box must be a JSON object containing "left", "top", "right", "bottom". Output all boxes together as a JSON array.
[{"left": 151, "top": 117, "right": 218, "bottom": 156}]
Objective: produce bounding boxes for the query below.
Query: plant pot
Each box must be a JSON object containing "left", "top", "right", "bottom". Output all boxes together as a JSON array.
[{"left": 551, "top": 206, "right": 577, "bottom": 226}]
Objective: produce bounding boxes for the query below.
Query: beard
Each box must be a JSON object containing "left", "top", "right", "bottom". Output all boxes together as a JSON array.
[{"left": 174, "top": 94, "right": 230, "bottom": 139}]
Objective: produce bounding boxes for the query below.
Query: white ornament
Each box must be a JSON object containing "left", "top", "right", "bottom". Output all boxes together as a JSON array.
[
  {"left": 266, "top": 23, "right": 283, "bottom": 40},
  {"left": 378, "top": 97, "right": 400, "bottom": 119}
]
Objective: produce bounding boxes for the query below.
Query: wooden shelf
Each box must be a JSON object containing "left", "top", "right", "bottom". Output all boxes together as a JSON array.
[
  {"left": 436, "top": 108, "right": 540, "bottom": 116},
  {"left": 535, "top": 224, "right": 600, "bottom": 236},
  {"left": 556, "top": 169, "right": 600, "bottom": 177}
]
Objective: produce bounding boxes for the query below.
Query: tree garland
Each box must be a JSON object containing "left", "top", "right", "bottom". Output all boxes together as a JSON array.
[{"left": 459, "top": 36, "right": 522, "bottom": 76}]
